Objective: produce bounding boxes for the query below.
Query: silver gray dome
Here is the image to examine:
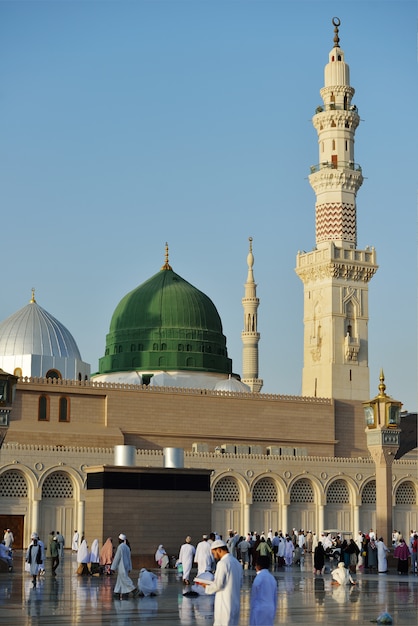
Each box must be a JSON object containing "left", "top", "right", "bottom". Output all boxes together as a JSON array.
[{"left": 0, "top": 296, "right": 82, "bottom": 359}]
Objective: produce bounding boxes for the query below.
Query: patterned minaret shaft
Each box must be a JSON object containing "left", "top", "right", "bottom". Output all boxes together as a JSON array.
[
  {"left": 295, "top": 18, "right": 378, "bottom": 401},
  {"left": 241, "top": 237, "right": 263, "bottom": 392}
]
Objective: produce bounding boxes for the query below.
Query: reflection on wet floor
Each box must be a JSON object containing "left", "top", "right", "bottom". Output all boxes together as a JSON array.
[{"left": 0, "top": 553, "right": 417, "bottom": 625}]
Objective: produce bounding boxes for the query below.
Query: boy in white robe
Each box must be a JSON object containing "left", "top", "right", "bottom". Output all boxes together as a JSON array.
[{"left": 250, "top": 555, "right": 277, "bottom": 626}]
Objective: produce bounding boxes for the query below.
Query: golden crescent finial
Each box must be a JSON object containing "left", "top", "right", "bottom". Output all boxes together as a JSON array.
[
  {"left": 332, "top": 17, "right": 341, "bottom": 48},
  {"left": 161, "top": 242, "right": 172, "bottom": 270},
  {"left": 30, "top": 288, "right": 36, "bottom": 303}
]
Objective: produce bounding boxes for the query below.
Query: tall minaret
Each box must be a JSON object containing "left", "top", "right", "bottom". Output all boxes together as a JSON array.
[
  {"left": 241, "top": 237, "right": 263, "bottom": 392},
  {"left": 295, "top": 18, "right": 378, "bottom": 400}
]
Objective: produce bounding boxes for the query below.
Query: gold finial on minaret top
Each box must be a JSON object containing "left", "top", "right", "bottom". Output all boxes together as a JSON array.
[
  {"left": 378, "top": 369, "right": 387, "bottom": 397},
  {"left": 30, "top": 288, "right": 36, "bottom": 303},
  {"left": 161, "top": 242, "right": 172, "bottom": 270},
  {"left": 332, "top": 17, "right": 341, "bottom": 48}
]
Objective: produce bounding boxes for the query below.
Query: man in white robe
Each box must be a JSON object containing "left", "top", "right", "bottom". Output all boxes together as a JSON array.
[
  {"left": 376, "top": 537, "right": 390, "bottom": 573},
  {"left": 138, "top": 568, "right": 158, "bottom": 596},
  {"left": 4, "top": 529, "right": 14, "bottom": 549},
  {"left": 178, "top": 536, "right": 196, "bottom": 585},
  {"left": 322, "top": 533, "right": 333, "bottom": 552},
  {"left": 194, "top": 535, "right": 214, "bottom": 575},
  {"left": 278, "top": 534, "right": 286, "bottom": 566},
  {"left": 201, "top": 539, "right": 243, "bottom": 626},
  {"left": 284, "top": 537, "right": 294, "bottom": 566},
  {"left": 249, "top": 555, "right": 277, "bottom": 626},
  {"left": 71, "top": 530, "right": 79, "bottom": 553},
  {"left": 331, "top": 562, "right": 356, "bottom": 585},
  {"left": 111, "top": 533, "right": 137, "bottom": 598}
]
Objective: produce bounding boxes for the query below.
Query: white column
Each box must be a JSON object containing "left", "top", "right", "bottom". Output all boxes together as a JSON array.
[
  {"left": 32, "top": 499, "right": 40, "bottom": 535},
  {"left": 353, "top": 505, "right": 360, "bottom": 534},
  {"left": 318, "top": 504, "right": 324, "bottom": 533},
  {"left": 281, "top": 504, "right": 288, "bottom": 534},
  {"left": 243, "top": 504, "right": 251, "bottom": 536},
  {"left": 78, "top": 500, "right": 85, "bottom": 536}
]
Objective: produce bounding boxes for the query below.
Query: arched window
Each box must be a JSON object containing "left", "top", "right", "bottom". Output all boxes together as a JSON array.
[
  {"left": 59, "top": 397, "right": 70, "bottom": 422},
  {"left": 326, "top": 479, "right": 350, "bottom": 503},
  {"left": 290, "top": 478, "right": 314, "bottom": 503},
  {"left": 38, "top": 395, "right": 49, "bottom": 421},
  {"left": 253, "top": 478, "right": 278, "bottom": 503},
  {"left": 213, "top": 477, "right": 240, "bottom": 502},
  {"left": 45, "top": 369, "right": 61, "bottom": 380}
]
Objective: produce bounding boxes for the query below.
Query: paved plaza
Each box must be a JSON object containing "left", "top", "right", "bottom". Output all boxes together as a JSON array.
[{"left": 0, "top": 552, "right": 417, "bottom": 625}]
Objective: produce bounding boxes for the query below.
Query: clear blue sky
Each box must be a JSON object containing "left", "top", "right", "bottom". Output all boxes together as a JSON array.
[{"left": 0, "top": 1, "right": 416, "bottom": 411}]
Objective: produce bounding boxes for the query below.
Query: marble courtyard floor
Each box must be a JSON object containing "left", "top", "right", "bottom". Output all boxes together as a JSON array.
[{"left": 0, "top": 552, "right": 417, "bottom": 625}]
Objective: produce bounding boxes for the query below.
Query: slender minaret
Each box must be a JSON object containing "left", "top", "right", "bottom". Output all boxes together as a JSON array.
[
  {"left": 295, "top": 18, "right": 378, "bottom": 400},
  {"left": 241, "top": 237, "right": 263, "bottom": 392}
]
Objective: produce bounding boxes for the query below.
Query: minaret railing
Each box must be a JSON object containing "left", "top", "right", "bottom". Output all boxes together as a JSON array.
[{"left": 310, "top": 161, "right": 362, "bottom": 174}]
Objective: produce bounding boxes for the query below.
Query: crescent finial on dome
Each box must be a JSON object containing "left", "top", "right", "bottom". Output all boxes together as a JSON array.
[
  {"left": 332, "top": 17, "right": 341, "bottom": 48},
  {"left": 30, "top": 288, "right": 36, "bottom": 303},
  {"left": 161, "top": 242, "right": 172, "bottom": 270}
]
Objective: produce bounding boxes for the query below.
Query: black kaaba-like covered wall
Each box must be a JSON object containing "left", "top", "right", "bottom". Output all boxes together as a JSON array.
[{"left": 84, "top": 465, "right": 212, "bottom": 567}]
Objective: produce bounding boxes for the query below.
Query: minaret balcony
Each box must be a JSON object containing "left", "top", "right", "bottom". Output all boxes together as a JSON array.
[
  {"left": 315, "top": 103, "right": 358, "bottom": 114},
  {"left": 310, "top": 161, "right": 362, "bottom": 174}
]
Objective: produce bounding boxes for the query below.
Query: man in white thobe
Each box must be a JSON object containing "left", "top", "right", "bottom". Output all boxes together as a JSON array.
[
  {"left": 178, "top": 536, "right": 196, "bottom": 585},
  {"left": 194, "top": 535, "right": 213, "bottom": 575},
  {"left": 201, "top": 539, "right": 243, "bottom": 626},
  {"left": 71, "top": 530, "right": 79, "bottom": 553},
  {"left": 111, "top": 533, "right": 136, "bottom": 598},
  {"left": 376, "top": 537, "right": 390, "bottom": 573},
  {"left": 3, "top": 529, "right": 13, "bottom": 549},
  {"left": 249, "top": 555, "right": 277, "bottom": 626}
]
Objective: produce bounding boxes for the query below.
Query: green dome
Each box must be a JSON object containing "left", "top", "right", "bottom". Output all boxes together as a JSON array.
[{"left": 99, "top": 267, "right": 232, "bottom": 376}]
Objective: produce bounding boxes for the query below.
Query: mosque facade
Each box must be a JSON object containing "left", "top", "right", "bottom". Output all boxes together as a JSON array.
[{"left": 0, "top": 20, "right": 416, "bottom": 557}]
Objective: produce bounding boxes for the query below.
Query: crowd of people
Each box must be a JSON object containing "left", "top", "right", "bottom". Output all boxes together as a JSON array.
[{"left": 2, "top": 523, "right": 414, "bottom": 625}]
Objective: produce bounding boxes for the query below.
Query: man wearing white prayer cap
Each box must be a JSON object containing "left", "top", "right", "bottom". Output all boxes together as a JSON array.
[
  {"left": 111, "top": 533, "right": 137, "bottom": 599},
  {"left": 178, "top": 536, "right": 196, "bottom": 585},
  {"left": 199, "top": 539, "right": 243, "bottom": 625}
]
